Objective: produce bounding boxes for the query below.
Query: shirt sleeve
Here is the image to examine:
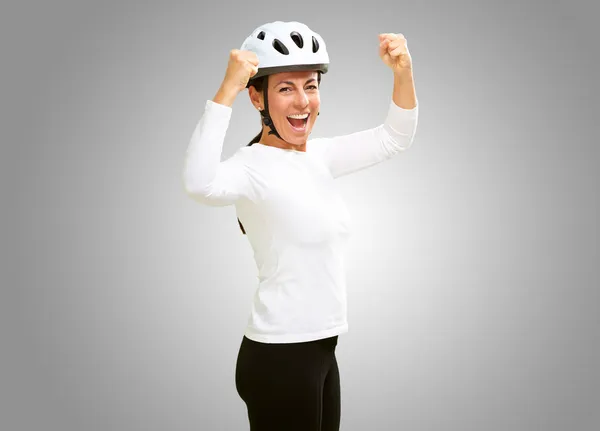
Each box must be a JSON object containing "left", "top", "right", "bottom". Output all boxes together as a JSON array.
[
  {"left": 310, "top": 99, "right": 419, "bottom": 179},
  {"left": 182, "top": 99, "right": 252, "bottom": 206}
]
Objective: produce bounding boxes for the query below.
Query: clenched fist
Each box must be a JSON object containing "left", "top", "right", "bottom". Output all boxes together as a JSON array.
[
  {"left": 222, "top": 49, "right": 260, "bottom": 94},
  {"left": 379, "top": 33, "right": 412, "bottom": 73}
]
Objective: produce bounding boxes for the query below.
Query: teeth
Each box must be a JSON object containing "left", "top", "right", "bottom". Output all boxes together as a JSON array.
[{"left": 287, "top": 113, "right": 309, "bottom": 119}]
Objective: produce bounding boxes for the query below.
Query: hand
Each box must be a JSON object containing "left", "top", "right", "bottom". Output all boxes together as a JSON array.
[
  {"left": 379, "top": 33, "right": 412, "bottom": 73},
  {"left": 222, "top": 49, "right": 260, "bottom": 94}
]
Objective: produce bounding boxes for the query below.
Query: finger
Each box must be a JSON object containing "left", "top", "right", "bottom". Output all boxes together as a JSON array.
[
  {"left": 380, "top": 38, "right": 392, "bottom": 49},
  {"left": 387, "top": 38, "right": 404, "bottom": 51},
  {"left": 381, "top": 33, "right": 397, "bottom": 42},
  {"left": 389, "top": 45, "right": 407, "bottom": 57},
  {"left": 389, "top": 37, "right": 406, "bottom": 49},
  {"left": 379, "top": 39, "right": 390, "bottom": 50},
  {"left": 247, "top": 52, "right": 260, "bottom": 65},
  {"left": 379, "top": 40, "right": 390, "bottom": 57},
  {"left": 382, "top": 33, "right": 407, "bottom": 46}
]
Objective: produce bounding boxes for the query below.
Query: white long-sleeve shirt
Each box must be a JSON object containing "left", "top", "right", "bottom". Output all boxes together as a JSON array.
[{"left": 183, "top": 98, "right": 419, "bottom": 343}]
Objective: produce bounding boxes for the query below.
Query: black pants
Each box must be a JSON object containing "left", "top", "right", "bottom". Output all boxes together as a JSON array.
[{"left": 235, "top": 334, "right": 341, "bottom": 431}]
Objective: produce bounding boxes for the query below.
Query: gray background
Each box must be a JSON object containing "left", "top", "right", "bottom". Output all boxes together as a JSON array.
[{"left": 3, "top": 0, "right": 599, "bottom": 430}]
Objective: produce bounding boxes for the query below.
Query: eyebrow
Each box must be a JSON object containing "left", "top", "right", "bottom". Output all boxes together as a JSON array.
[{"left": 275, "top": 78, "right": 317, "bottom": 87}]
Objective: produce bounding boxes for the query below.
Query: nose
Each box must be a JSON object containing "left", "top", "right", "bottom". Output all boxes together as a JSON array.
[{"left": 295, "top": 89, "right": 309, "bottom": 108}]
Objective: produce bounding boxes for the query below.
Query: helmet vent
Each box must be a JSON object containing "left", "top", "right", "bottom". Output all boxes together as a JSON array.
[
  {"left": 272, "top": 39, "right": 289, "bottom": 55},
  {"left": 257, "top": 31, "right": 265, "bottom": 40},
  {"left": 312, "top": 36, "right": 319, "bottom": 53},
  {"left": 290, "top": 31, "right": 304, "bottom": 48}
]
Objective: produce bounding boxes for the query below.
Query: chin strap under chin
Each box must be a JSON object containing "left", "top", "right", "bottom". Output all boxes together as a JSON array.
[{"left": 259, "top": 110, "right": 284, "bottom": 140}]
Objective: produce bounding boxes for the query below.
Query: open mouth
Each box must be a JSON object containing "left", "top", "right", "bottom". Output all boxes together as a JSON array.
[{"left": 286, "top": 114, "right": 309, "bottom": 132}]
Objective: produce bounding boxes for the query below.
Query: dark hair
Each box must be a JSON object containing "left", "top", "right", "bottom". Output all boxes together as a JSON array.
[{"left": 237, "top": 72, "right": 322, "bottom": 235}]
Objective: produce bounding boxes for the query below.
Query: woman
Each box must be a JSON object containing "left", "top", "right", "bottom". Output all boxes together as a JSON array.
[{"left": 182, "top": 21, "right": 418, "bottom": 431}]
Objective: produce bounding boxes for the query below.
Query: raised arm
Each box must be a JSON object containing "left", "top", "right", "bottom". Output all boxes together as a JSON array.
[
  {"left": 182, "top": 98, "right": 251, "bottom": 206},
  {"left": 181, "top": 49, "right": 260, "bottom": 206},
  {"left": 310, "top": 33, "right": 418, "bottom": 179}
]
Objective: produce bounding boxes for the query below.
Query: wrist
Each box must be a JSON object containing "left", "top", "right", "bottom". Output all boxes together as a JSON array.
[
  {"left": 213, "top": 83, "right": 240, "bottom": 107},
  {"left": 393, "top": 67, "right": 413, "bottom": 79}
]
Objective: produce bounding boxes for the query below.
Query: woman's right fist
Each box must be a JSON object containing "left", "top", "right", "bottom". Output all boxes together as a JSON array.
[{"left": 222, "top": 49, "right": 260, "bottom": 93}]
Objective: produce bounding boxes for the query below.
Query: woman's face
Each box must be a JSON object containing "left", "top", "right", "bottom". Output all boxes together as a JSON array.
[{"left": 256, "top": 70, "right": 321, "bottom": 146}]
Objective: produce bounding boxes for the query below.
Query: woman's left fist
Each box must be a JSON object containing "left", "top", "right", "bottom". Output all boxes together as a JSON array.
[{"left": 379, "top": 33, "right": 412, "bottom": 73}]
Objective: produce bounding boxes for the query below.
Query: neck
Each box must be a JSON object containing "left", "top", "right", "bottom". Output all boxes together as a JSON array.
[{"left": 259, "top": 127, "right": 307, "bottom": 152}]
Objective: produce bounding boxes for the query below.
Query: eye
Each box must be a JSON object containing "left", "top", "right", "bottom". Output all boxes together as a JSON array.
[{"left": 279, "top": 85, "right": 318, "bottom": 93}]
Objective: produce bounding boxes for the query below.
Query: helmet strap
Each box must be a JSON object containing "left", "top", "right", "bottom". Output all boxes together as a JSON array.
[{"left": 261, "top": 82, "right": 285, "bottom": 141}]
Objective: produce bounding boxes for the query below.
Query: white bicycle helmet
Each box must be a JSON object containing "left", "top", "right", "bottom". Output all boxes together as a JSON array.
[
  {"left": 240, "top": 20, "right": 329, "bottom": 84},
  {"left": 240, "top": 21, "right": 329, "bottom": 142}
]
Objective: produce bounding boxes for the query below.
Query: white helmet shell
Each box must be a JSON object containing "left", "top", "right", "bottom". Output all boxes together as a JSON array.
[{"left": 240, "top": 21, "right": 329, "bottom": 85}]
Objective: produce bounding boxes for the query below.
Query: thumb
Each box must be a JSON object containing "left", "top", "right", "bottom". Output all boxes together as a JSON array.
[{"left": 379, "top": 38, "right": 390, "bottom": 58}]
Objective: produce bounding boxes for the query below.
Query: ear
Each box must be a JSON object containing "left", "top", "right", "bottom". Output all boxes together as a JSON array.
[{"left": 248, "top": 86, "right": 263, "bottom": 110}]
